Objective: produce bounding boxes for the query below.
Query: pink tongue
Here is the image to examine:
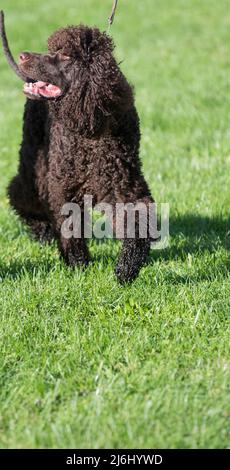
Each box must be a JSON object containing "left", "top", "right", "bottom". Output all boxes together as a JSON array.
[
  {"left": 39, "top": 84, "right": 61, "bottom": 98},
  {"left": 23, "top": 82, "right": 61, "bottom": 98},
  {"left": 36, "top": 81, "right": 47, "bottom": 88}
]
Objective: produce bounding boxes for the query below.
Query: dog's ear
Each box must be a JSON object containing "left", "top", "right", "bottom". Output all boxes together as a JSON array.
[{"left": 59, "top": 30, "right": 134, "bottom": 135}]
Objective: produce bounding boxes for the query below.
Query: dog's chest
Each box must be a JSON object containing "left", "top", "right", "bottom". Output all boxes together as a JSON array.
[{"left": 47, "top": 122, "right": 103, "bottom": 190}]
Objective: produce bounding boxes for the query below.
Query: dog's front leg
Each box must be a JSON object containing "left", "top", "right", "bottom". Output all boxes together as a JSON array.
[
  {"left": 114, "top": 195, "right": 154, "bottom": 283},
  {"left": 48, "top": 181, "right": 90, "bottom": 269},
  {"left": 58, "top": 232, "right": 90, "bottom": 269},
  {"left": 55, "top": 212, "right": 90, "bottom": 269},
  {"left": 115, "top": 238, "right": 151, "bottom": 283}
]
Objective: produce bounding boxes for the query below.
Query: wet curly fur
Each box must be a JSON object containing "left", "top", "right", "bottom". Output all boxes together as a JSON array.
[{"left": 8, "top": 25, "right": 154, "bottom": 283}]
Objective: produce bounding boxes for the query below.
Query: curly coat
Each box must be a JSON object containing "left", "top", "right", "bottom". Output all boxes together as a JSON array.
[{"left": 8, "top": 26, "right": 154, "bottom": 282}]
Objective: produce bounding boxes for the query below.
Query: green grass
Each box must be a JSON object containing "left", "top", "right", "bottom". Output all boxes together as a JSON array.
[{"left": 0, "top": 0, "right": 230, "bottom": 449}]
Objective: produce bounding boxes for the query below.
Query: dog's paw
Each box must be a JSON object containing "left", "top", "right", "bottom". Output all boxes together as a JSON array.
[
  {"left": 29, "top": 221, "right": 54, "bottom": 244},
  {"left": 64, "top": 251, "right": 90, "bottom": 270},
  {"left": 115, "top": 239, "right": 151, "bottom": 283},
  {"left": 38, "top": 225, "right": 55, "bottom": 244},
  {"left": 114, "top": 263, "right": 138, "bottom": 284}
]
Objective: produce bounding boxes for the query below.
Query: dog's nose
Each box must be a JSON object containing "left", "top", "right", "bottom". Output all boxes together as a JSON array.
[{"left": 19, "top": 52, "right": 31, "bottom": 64}]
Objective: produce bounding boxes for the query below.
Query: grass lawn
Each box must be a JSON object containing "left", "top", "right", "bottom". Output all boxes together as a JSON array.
[{"left": 0, "top": 0, "right": 230, "bottom": 449}]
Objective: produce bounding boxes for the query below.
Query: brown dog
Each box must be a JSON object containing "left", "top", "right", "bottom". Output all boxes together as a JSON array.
[{"left": 4, "top": 22, "right": 154, "bottom": 282}]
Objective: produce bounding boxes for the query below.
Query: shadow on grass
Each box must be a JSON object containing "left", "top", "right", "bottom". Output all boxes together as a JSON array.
[
  {"left": 0, "top": 213, "right": 229, "bottom": 282},
  {"left": 0, "top": 258, "right": 57, "bottom": 281},
  {"left": 93, "top": 213, "right": 230, "bottom": 263},
  {"left": 150, "top": 213, "right": 230, "bottom": 262}
]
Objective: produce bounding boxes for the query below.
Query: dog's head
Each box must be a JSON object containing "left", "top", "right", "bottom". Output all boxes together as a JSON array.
[
  {"left": 19, "top": 26, "right": 133, "bottom": 134},
  {"left": 19, "top": 26, "right": 114, "bottom": 101}
]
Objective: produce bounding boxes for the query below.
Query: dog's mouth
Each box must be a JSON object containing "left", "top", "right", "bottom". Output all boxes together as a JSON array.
[{"left": 23, "top": 81, "right": 62, "bottom": 99}]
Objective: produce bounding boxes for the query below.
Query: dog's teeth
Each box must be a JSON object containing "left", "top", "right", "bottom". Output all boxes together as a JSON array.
[{"left": 47, "top": 84, "right": 53, "bottom": 89}]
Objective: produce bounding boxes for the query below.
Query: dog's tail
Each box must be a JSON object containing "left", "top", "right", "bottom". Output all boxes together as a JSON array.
[{"left": 0, "top": 10, "right": 28, "bottom": 82}]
